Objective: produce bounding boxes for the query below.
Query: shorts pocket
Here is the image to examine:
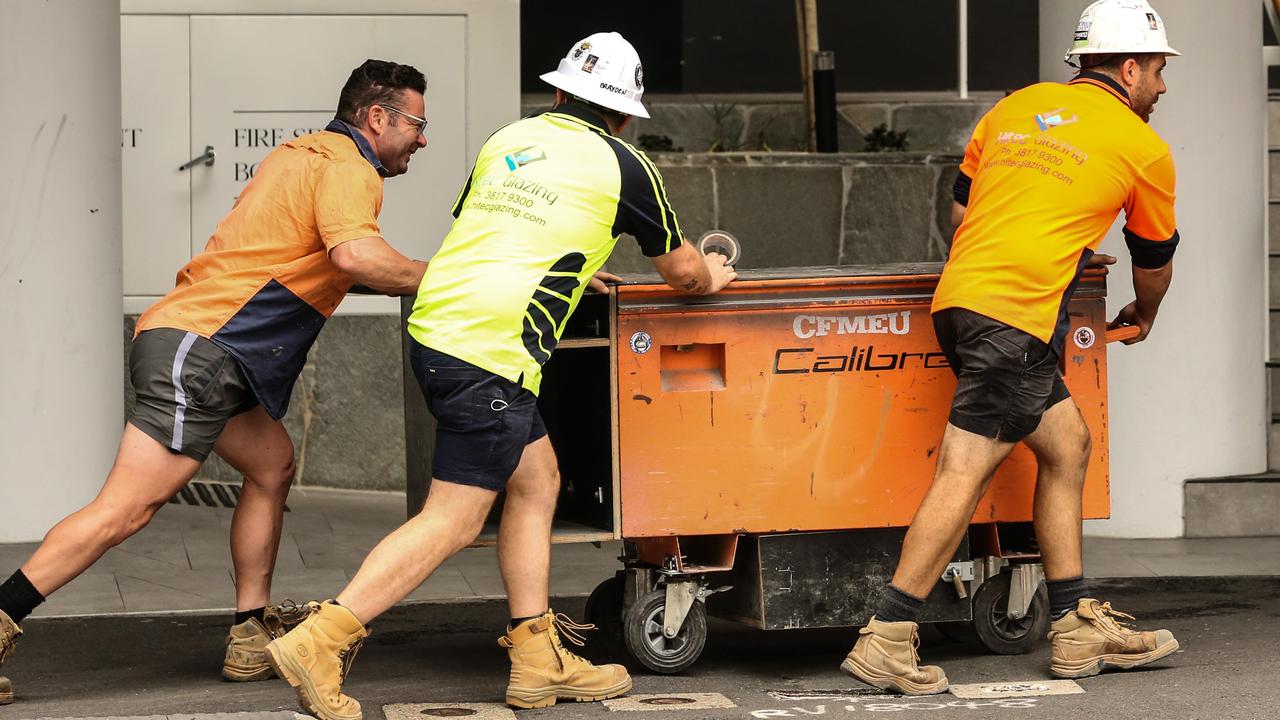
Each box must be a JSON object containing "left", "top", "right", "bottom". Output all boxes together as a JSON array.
[{"left": 187, "top": 353, "right": 230, "bottom": 408}]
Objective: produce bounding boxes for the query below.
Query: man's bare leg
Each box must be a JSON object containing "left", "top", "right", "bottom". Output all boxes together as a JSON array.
[
  {"left": 1022, "top": 398, "right": 1092, "bottom": 582},
  {"left": 497, "top": 436, "right": 559, "bottom": 619},
  {"left": 21, "top": 424, "right": 202, "bottom": 596},
  {"left": 336, "top": 480, "right": 496, "bottom": 623},
  {"left": 889, "top": 423, "right": 1016, "bottom": 598},
  {"left": 214, "top": 405, "right": 296, "bottom": 612}
]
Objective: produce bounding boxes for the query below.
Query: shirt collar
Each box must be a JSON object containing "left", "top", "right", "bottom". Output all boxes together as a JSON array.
[
  {"left": 1067, "top": 70, "right": 1131, "bottom": 106},
  {"left": 324, "top": 118, "right": 388, "bottom": 177},
  {"left": 543, "top": 102, "right": 612, "bottom": 134}
]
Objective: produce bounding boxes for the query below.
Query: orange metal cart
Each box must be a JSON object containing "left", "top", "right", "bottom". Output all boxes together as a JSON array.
[{"left": 403, "top": 262, "right": 1126, "bottom": 673}]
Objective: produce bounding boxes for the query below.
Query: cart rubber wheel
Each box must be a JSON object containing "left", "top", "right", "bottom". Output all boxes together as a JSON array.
[
  {"left": 971, "top": 570, "right": 1049, "bottom": 656},
  {"left": 622, "top": 588, "right": 707, "bottom": 674},
  {"left": 583, "top": 574, "right": 625, "bottom": 658}
]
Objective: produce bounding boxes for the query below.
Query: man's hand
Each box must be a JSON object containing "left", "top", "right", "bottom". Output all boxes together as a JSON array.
[
  {"left": 1107, "top": 301, "right": 1155, "bottom": 345},
  {"left": 703, "top": 252, "right": 737, "bottom": 294},
  {"left": 1087, "top": 253, "right": 1117, "bottom": 267},
  {"left": 587, "top": 270, "right": 622, "bottom": 294}
]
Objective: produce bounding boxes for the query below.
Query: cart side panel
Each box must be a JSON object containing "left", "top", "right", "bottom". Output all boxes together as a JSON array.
[{"left": 615, "top": 277, "right": 1112, "bottom": 538}]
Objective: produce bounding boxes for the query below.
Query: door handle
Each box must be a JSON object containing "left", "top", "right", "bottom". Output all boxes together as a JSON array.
[{"left": 178, "top": 145, "right": 215, "bottom": 171}]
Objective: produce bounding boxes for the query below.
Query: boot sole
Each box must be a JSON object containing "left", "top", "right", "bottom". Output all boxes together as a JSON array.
[
  {"left": 840, "top": 656, "right": 948, "bottom": 696},
  {"left": 265, "top": 640, "right": 362, "bottom": 720},
  {"left": 0, "top": 691, "right": 11, "bottom": 705},
  {"left": 1051, "top": 638, "right": 1180, "bottom": 679},
  {"left": 221, "top": 662, "right": 276, "bottom": 682},
  {"left": 506, "top": 676, "right": 633, "bottom": 709}
]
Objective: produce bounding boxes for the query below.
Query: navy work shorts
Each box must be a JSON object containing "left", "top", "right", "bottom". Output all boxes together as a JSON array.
[{"left": 409, "top": 342, "right": 548, "bottom": 491}]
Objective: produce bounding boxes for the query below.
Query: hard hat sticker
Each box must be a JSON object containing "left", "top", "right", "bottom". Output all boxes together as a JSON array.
[
  {"left": 573, "top": 42, "right": 591, "bottom": 60},
  {"left": 582, "top": 55, "right": 599, "bottom": 73},
  {"left": 630, "top": 331, "right": 653, "bottom": 354}
]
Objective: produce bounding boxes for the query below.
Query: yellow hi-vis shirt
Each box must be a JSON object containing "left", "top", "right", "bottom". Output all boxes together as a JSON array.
[
  {"left": 408, "top": 103, "right": 683, "bottom": 394},
  {"left": 935, "top": 70, "right": 1179, "bottom": 346}
]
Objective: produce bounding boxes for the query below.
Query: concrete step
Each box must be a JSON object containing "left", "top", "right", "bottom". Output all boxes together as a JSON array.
[{"left": 1185, "top": 474, "right": 1280, "bottom": 537}]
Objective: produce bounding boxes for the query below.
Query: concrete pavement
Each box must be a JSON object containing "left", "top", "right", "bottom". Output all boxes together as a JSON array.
[{"left": 4, "top": 577, "right": 1279, "bottom": 720}]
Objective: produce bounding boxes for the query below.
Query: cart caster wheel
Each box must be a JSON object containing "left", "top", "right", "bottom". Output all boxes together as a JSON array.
[
  {"left": 583, "top": 573, "right": 625, "bottom": 658},
  {"left": 971, "top": 569, "right": 1049, "bottom": 655},
  {"left": 622, "top": 589, "right": 707, "bottom": 674}
]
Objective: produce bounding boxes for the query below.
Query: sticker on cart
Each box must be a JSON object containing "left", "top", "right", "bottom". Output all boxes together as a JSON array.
[
  {"left": 629, "top": 331, "right": 653, "bottom": 354},
  {"left": 1073, "top": 326, "right": 1096, "bottom": 349}
]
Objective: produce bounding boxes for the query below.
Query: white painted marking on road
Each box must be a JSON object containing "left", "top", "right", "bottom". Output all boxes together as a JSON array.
[
  {"left": 383, "top": 703, "right": 515, "bottom": 720},
  {"left": 949, "top": 680, "right": 1084, "bottom": 699},
  {"left": 604, "top": 693, "right": 737, "bottom": 711}
]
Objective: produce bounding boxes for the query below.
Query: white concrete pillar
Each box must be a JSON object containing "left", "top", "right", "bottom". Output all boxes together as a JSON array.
[
  {"left": 0, "top": 1, "right": 124, "bottom": 541},
  {"left": 1040, "top": 0, "right": 1267, "bottom": 537}
]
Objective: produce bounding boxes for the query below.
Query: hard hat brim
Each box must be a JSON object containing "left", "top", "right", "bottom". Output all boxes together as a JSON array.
[
  {"left": 1066, "top": 44, "right": 1181, "bottom": 57},
  {"left": 539, "top": 69, "right": 650, "bottom": 120}
]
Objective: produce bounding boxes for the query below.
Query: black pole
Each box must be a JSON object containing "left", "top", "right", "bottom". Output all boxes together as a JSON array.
[{"left": 813, "top": 50, "right": 837, "bottom": 153}]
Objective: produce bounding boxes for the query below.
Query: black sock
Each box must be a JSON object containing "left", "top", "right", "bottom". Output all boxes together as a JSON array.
[
  {"left": 1047, "top": 576, "right": 1088, "bottom": 619},
  {"left": 234, "top": 606, "right": 266, "bottom": 626},
  {"left": 875, "top": 584, "right": 926, "bottom": 623},
  {"left": 0, "top": 570, "right": 46, "bottom": 624},
  {"left": 509, "top": 613, "right": 544, "bottom": 630}
]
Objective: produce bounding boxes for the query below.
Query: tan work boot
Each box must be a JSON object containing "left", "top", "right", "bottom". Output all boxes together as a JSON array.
[
  {"left": 500, "top": 610, "right": 632, "bottom": 708},
  {"left": 1049, "top": 598, "right": 1179, "bottom": 678},
  {"left": 1, "top": 609, "right": 21, "bottom": 705},
  {"left": 222, "top": 600, "right": 311, "bottom": 681},
  {"left": 840, "top": 616, "right": 948, "bottom": 695},
  {"left": 265, "top": 601, "right": 369, "bottom": 720}
]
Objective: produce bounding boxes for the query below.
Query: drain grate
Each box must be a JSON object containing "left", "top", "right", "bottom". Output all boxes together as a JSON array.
[{"left": 168, "top": 480, "right": 290, "bottom": 511}]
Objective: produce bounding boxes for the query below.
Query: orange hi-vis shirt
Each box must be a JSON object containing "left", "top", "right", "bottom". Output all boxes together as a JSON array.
[
  {"left": 136, "top": 120, "right": 385, "bottom": 419},
  {"left": 934, "top": 70, "right": 1179, "bottom": 346}
]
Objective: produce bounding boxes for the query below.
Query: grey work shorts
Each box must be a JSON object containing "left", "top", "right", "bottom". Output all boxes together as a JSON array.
[{"left": 128, "top": 328, "right": 258, "bottom": 461}]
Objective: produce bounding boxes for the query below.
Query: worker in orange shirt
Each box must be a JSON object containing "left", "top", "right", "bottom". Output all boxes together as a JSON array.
[
  {"left": 0, "top": 60, "right": 429, "bottom": 704},
  {"left": 841, "top": 0, "right": 1182, "bottom": 695}
]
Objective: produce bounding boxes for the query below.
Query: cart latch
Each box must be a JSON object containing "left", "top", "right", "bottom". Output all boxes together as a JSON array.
[{"left": 941, "top": 561, "right": 977, "bottom": 600}]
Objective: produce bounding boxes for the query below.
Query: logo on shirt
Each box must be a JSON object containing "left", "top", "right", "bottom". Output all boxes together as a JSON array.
[
  {"left": 792, "top": 311, "right": 911, "bottom": 339},
  {"left": 505, "top": 146, "right": 547, "bottom": 171},
  {"left": 1034, "top": 108, "right": 1079, "bottom": 131}
]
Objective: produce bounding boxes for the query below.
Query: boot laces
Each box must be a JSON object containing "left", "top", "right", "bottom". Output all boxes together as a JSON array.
[
  {"left": 338, "top": 637, "right": 365, "bottom": 682},
  {"left": 1095, "top": 602, "right": 1137, "bottom": 632},
  {"left": 264, "top": 598, "right": 310, "bottom": 637},
  {"left": 0, "top": 618, "right": 19, "bottom": 665},
  {"left": 548, "top": 613, "right": 595, "bottom": 669}
]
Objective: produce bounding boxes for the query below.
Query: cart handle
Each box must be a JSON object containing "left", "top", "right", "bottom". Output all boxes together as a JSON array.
[{"left": 1105, "top": 325, "right": 1140, "bottom": 344}]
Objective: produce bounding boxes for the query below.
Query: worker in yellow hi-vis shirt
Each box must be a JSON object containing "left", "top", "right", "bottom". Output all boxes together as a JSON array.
[
  {"left": 265, "top": 32, "right": 736, "bottom": 720},
  {"left": 841, "top": 0, "right": 1182, "bottom": 696}
]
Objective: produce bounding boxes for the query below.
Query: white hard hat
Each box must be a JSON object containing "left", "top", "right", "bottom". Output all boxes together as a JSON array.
[
  {"left": 539, "top": 32, "right": 649, "bottom": 119},
  {"left": 1065, "top": 0, "right": 1181, "bottom": 63}
]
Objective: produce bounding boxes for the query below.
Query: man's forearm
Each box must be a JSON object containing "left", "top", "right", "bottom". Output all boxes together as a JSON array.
[
  {"left": 1133, "top": 262, "right": 1173, "bottom": 320},
  {"left": 333, "top": 237, "right": 427, "bottom": 296}
]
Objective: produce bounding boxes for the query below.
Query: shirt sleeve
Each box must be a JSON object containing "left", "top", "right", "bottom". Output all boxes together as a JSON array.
[
  {"left": 1122, "top": 151, "right": 1179, "bottom": 269},
  {"left": 606, "top": 139, "right": 684, "bottom": 257},
  {"left": 314, "top": 160, "right": 384, "bottom": 251},
  {"left": 954, "top": 113, "right": 988, "bottom": 206}
]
